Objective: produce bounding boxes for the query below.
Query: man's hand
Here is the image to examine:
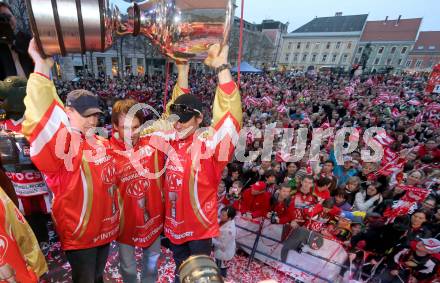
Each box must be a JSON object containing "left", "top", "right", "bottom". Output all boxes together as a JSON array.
[
  {"left": 28, "top": 38, "right": 53, "bottom": 78},
  {"left": 0, "top": 263, "right": 16, "bottom": 282},
  {"left": 204, "top": 44, "right": 228, "bottom": 69},
  {"left": 290, "top": 221, "right": 299, "bottom": 229},
  {"left": 390, "top": 270, "right": 399, "bottom": 276}
]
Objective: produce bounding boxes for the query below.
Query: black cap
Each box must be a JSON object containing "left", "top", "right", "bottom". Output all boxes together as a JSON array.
[
  {"left": 65, "top": 90, "right": 102, "bottom": 117},
  {"left": 171, "top": 94, "right": 203, "bottom": 123}
]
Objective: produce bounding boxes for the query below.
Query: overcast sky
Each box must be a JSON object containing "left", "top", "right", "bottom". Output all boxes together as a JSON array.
[{"left": 234, "top": 0, "right": 440, "bottom": 32}]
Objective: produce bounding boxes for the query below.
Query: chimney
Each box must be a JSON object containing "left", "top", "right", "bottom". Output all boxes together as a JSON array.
[
  {"left": 396, "top": 15, "right": 401, "bottom": 26},
  {"left": 335, "top": 12, "right": 342, "bottom": 16}
]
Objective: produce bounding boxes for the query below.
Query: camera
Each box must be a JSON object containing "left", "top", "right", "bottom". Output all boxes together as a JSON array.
[
  {"left": 269, "top": 211, "right": 278, "bottom": 224},
  {"left": 0, "top": 13, "right": 14, "bottom": 44}
]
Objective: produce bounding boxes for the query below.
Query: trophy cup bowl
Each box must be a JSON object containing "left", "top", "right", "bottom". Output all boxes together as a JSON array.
[{"left": 25, "top": 0, "right": 234, "bottom": 60}]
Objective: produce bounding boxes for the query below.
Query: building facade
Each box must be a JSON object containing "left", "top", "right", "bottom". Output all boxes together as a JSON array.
[
  {"left": 278, "top": 13, "right": 368, "bottom": 71},
  {"left": 259, "top": 20, "right": 289, "bottom": 66},
  {"left": 405, "top": 31, "right": 440, "bottom": 72},
  {"left": 228, "top": 17, "right": 275, "bottom": 68},
  {"left": 56, "top": 37, "right": 166, "bottom": 80},
  {"left": 356, "top": 17, "right": 422, "bottom": 73}
]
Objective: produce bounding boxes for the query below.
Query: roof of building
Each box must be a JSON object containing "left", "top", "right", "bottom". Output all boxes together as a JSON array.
[
  {"left": 292, "top": 14, "right": 368, "bottom": 33},
  {"left": 411, "top": 31, "right": 440, "bottom": 53},
  {"left": 360, "top": 18, "right": 422, "bottom": 42},
  {"left": 260, "top": 20, "right": 288, "bottom": 30}
]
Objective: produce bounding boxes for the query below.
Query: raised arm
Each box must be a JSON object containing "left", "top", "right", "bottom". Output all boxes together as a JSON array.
[
  {"left": 145, "top": 62, "right": 190, "bottom": 133},
  {"left": 22, "top": 39, "right": 71, "bottom": 172},
  {"left": 204, "top": 44, "right": 242, "bottom": 171}
]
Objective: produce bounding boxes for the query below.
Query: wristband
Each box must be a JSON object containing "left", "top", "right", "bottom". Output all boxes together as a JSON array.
[{"left": 215, "top": 63, "right": 231, "bottom": 74}]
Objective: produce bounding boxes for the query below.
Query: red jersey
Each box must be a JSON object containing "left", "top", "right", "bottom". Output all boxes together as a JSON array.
[
  {"left": 292, "top": 191, "right": 317, "bottom": 209},
  {"left": 0, "top": 188, "right": 47, "bottom": 282},
  {"left": 240, "top": 189, "right": 271, "bottom": 218},
  {"left": 161, "top": 82, "right": 242, "bottom": 244},
  {"left": 271, "top": 199, "right": 295, "bottom": 224},
  {"left": 23, "top": 74, "right": 120, "bottom": 250},
  {"left": 110, "top": 135, "right": 164, "bottom": 247}
]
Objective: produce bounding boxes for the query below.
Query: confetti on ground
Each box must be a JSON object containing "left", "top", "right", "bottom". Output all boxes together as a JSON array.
[{"left": 40, "top": 222, "right": 298, "bottom": 282}]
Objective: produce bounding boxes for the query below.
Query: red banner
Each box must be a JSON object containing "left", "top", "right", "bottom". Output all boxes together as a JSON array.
[{"left": 426, "top": 64, "right": 440, "bottom": 93}]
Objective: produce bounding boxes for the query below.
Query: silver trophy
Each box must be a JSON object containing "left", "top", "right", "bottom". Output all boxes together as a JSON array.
[{"left": 25, "top": 0, "right": 234, "bottom": 60}]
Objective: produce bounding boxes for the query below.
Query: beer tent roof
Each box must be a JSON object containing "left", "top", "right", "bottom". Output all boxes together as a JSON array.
[{"left": 231, "top": 61, "right": 262, "bottom": 73}]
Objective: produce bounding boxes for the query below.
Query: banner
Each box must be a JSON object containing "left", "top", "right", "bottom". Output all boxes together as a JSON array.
[{"left": 426, "top": 64, "right": 440, "bottom": 94}]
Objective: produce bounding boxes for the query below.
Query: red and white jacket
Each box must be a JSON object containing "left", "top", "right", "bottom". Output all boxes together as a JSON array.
[
  {"left": 0, "top": 188, "right": 47, "bottom": 282},
  {"left": 160, "top": 81, "right": 242, "bottom": 244},
  {"left": 110, "top": 134, "right": 164, "bottom": 248},
  {"left": 23, "top": 73, "right": 120, "bottom": 250}
]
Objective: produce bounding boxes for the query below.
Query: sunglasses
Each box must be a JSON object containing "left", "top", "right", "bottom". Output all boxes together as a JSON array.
[{"left": 170, "top": 104, "right": 201, "bottom": 115}]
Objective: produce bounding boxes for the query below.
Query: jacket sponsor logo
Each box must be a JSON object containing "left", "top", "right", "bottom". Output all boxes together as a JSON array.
[
  {"left": 14, "top": 207, "right": 25, "bottom": 224},
  {"left": 126, "top": 179, "right": 150, "bottom": 198},
  {"left": 101, "top": 162, "right": 116, "bottom": 184},
  {"left": 166, "top": 172, "right": 183, "bottom": 191},
  {"left": 5, "top": 171, "right": 43, "bottom": 183}
]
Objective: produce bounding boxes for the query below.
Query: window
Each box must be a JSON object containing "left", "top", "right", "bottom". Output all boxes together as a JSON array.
[
  {"left": 428, "top": 60, "right": 434, "bottom": 68},
  {"left": 112, "top": 57, "right": 118, "bottom": 76},
  {"left": 417, "top": 46, "right": 424, "bottom": 50},
  {"left": 311, "top": 54, "right": 317, "bottom": 62},
  {"left": 322, "top": 54, "right": 327, "bottom": 62},
  {"left": 97, "top": 57, "right": 106, "bottom": 74},
  {"left": 401, "top": 47, "right": 408, "bottom": 54},
  {"left": 332, "top": 54, "right": 337, "bottom": 62},
  {"left": 293, "top": 53, "right": 298, "bottom": 62},
  {"left": 347, "top": 42, "right": 352, "bottom": 49},
  {"left": 287, "top": 42, "right": 292, "bottom": 50},
  {"left": 302, "top": 54, "right": 308, "bottom": 62},
  {"left": 391, "top": 46, "right": 396, "bottom": 54},
  {"left": 428, "top": 45, "right": 436, "bottom": 50},
  {"left": 326, "top": 42, "right": 331, "bottom": 49},
  {"left": 284, "top": 53, "right": 290, "bottom": 62},
  {"left": 137, "top": 58, "right": 144, "bottom": 74},
  {"left": 336, "top": 42, "right": 341, "bottom": 49},
  {"left": 415, "top": 60, "right": 423, "bottom": 68},
  {"left": 342, "top": 54, "right": 348, "bottom": 63},
  {"left": 306, "top": 42, "right": 310, "bottom": 49},
  {"left": 378, "top": 46, "right": 384, "bottom": 54},
  {"left": 398, "top": 59, "right": 403, "bottom": 66},
  {"left": 125, "top": 57, "right": 132, "bottom": 73},
  {"left": 374, "top": 58, "right": 380, "bottom": 65},
  {"left": 386, "top": 58, "right": 392, "bottom": 65},
  {"left": 405, "top": 60, "right": 412, "bottom": 67},
  {"left": 354, "top": 57, "right": 359, "bottom": 64},
  {"left": 297, "top": 42, "right": 301, "bottom": 49},
  {"left": 315, "top": 42, "right": 320, "bottom": 49},
  {"left": 357, "top": 47, "right": 363, "bottom": 54}
]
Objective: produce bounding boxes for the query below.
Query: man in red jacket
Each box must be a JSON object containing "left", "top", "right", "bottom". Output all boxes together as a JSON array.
[
  {"left": 161, "top": 44, "right": 242, "bottom": 282},
  {"left": 240, "top": 181, "right": 271, "bottom": 219},
  {"left": 110, "top": 63, "right": 188, "bottom": 283},
  {"left": 267, "top": 183, "right": 295, "bottom": 224},
  {"left": 24, "top": 40, "right": 119, "bottom": 283}
]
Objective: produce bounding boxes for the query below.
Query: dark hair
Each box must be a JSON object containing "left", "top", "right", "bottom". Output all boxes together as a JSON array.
[
  {"left": 111, "top": 99, "right": 144, "bottom": 125},
  {"left": 324, "top": 160, "right": 334, "bottom": 166},
  {"left": 280, "top": 182, "right": 292, "bottom": 190},
  {"left": 304, "top": 175, "right": 314, "bottom": 181},
  {"left": 0, "top": 2, "right": 12, "bottom": 12},
  {"left": 221, "top": 206, "right": 236, "bottom": 219},
  {"left": 317, "top": 177, "right": 332, "bottom": 187},
  {"left": 322, "top": 198, "right": 335, "bottom": 208},
  {"left": 265, "top": 169, "right": 276, "bottom": 178},
  {"left": 334, "top": 188, "right": 347, "bottom": 199}
]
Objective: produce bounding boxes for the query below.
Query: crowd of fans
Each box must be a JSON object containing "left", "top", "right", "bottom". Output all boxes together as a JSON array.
[{"left": 53, "top": 68, "right": 440, "bottom": 282}]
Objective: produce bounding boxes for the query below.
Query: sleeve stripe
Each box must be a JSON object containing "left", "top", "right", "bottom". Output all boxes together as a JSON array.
[{"left": 30, "top": 105, "right": 70, "bottom": 157}]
